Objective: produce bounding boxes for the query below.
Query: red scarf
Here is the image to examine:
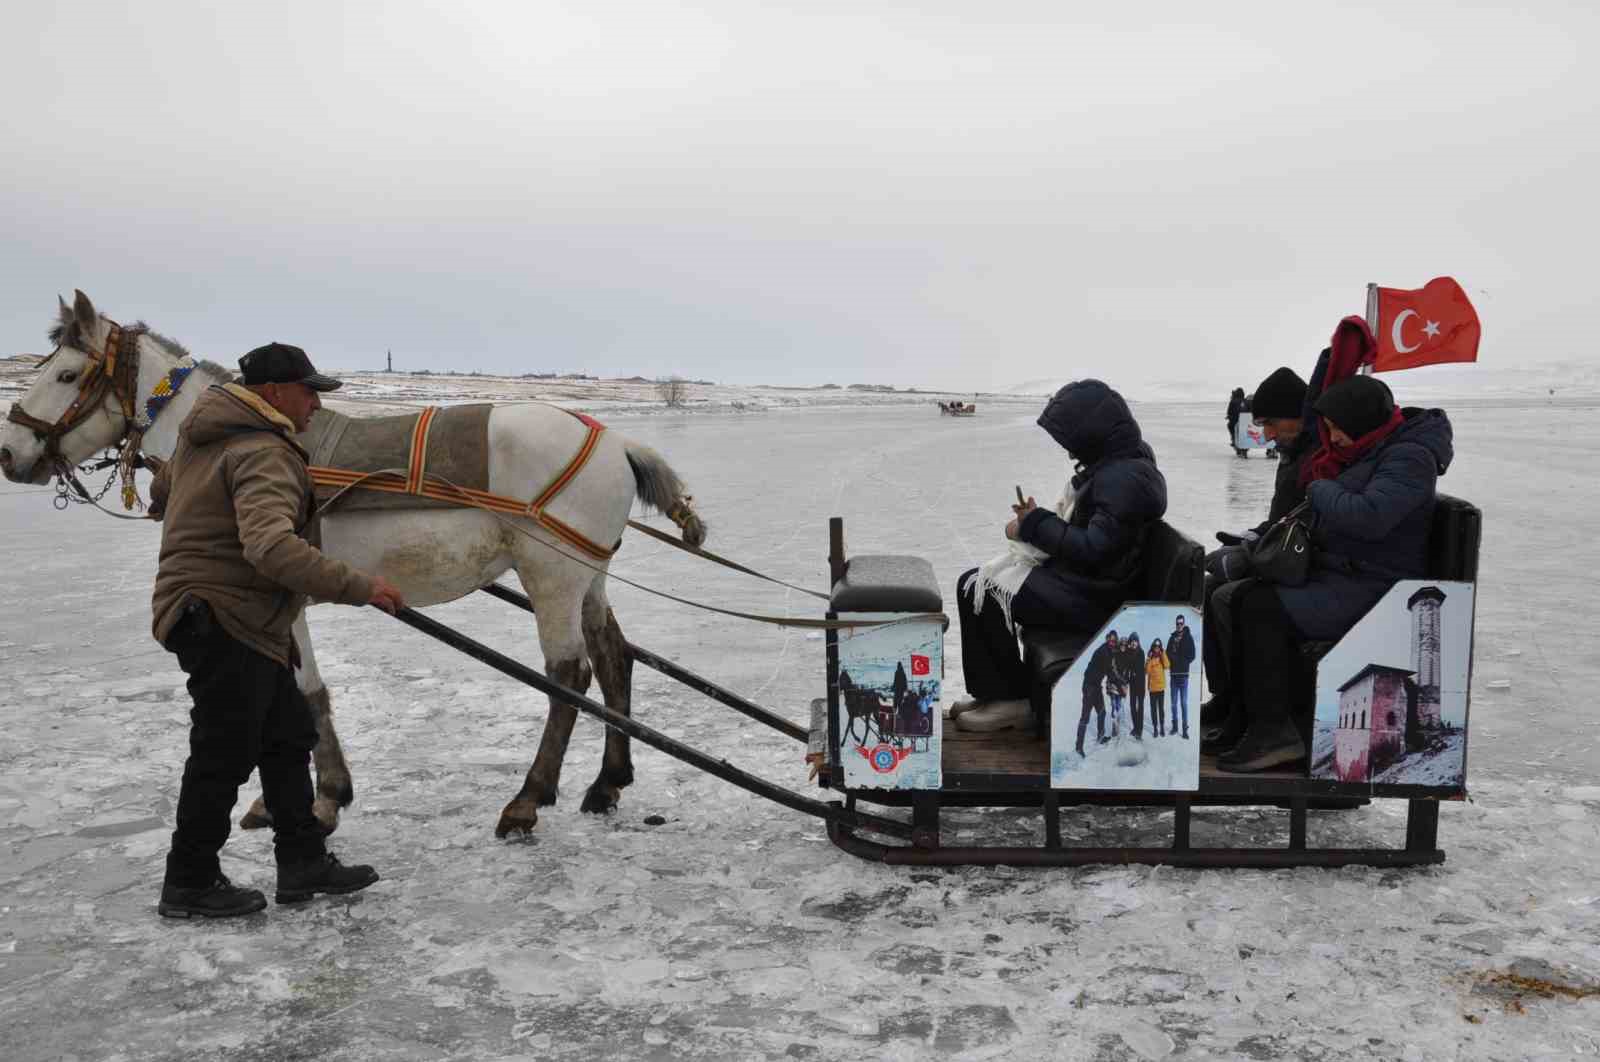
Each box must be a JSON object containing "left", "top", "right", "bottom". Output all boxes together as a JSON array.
[{"left": 1299, "top": 406, "right": 1405, "bottom": 487}]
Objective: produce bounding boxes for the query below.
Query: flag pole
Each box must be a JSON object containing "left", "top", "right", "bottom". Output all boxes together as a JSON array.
[{"left": 1362, "top": 283, "right": 1379, "bottom": 375}]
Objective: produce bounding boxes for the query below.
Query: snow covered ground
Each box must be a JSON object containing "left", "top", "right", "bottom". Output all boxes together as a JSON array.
[{"left": 3, "top": 389, "right": 1599, "bottom": 1060}]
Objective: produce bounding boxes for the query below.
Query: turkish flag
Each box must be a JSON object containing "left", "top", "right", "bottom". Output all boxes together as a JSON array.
[
  {"left": 910, "top": 654, "right": 930, "bottom": 676},
  {"left": 1373, "top": 277, "right": 1481, "bottom": 373}
]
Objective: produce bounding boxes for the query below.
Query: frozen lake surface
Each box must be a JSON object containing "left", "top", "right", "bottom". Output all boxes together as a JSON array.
[{"left": 3, "top": 396, "right": 1599, "bottom": 1059}]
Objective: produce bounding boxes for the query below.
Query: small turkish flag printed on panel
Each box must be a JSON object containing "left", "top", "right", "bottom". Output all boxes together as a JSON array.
[
  {"left": 910, "top": 654, "right": 930, "bottom": 676},
  {"left": 1373, "top": 276, "right": 1481, "bottom": 373}
]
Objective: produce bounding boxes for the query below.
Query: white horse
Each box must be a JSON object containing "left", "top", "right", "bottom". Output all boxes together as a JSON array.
[{"left": 0, "top": 291, "right": 708, "bottom": 838}]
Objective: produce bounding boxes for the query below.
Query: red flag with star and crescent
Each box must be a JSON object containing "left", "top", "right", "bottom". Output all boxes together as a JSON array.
[{"left": 1372, "top": 276, "right": 1481, "bottom": 373}]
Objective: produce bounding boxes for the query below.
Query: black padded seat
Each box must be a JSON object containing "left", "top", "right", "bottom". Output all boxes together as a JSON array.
[
  {"left": 831, "top": 555, "right": 943, "bottom": 613},
  {"left": 1426, "top": 494, "right": 1481, "bottom": 582}
]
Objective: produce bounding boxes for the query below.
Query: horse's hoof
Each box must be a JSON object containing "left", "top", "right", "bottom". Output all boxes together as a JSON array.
[
  {"left": 496, "top": 801, "right": 539, "bottom": 838},
  {"left": 311, "top": 797, "right": 342, "bottom": 835},
  {"left": 580, "top": 785, "right": 620, "bottom": 815},
  {"left": 239, "top": 802, "right": 273, "bottom": 830},
  {"left": 538, "top": 784, "right": 559, "bottom": 808}
]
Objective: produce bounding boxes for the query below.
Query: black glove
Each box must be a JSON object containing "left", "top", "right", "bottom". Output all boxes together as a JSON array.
[{"left": 1204, "top": 544, "right": 1253, "bottom": 582}]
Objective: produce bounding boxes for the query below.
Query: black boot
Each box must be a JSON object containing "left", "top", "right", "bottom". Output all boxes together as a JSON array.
[
  {"left": 158, "top": 874, "right": 267, "bottom": 919},
  {"left": 1198, "top": 694, "right": 1233, "bottom": 730},
  {"left": 276, "top": 853, "right": 380, "bottom": 904},
  {"left": 1200, "top": 706, "right": 1248, "bottom": 757},
  {"left": 1216, "top": 719, "right": 1307, "bottom": 773}
]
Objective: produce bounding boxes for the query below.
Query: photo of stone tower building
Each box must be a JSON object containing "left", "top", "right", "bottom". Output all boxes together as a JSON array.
[{"left": 1330, "top": 585, "right": 1450, "bottom": 782}]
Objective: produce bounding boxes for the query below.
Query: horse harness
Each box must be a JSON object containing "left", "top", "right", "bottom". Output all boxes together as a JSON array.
[{"left": 308, "top": 406, "right": 622, "bottom": 561}]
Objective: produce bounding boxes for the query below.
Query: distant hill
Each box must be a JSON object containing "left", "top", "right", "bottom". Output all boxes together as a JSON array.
[{"left": 1007, "top": 359, "right": 1600, "bottom": 404}]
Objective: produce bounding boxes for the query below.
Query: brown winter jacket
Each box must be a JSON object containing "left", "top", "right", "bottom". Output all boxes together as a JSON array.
[{"left": 150, "top": 384, "right": 375, "bottom": 665}]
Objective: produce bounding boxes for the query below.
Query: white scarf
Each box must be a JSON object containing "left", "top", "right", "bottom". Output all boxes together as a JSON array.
[{"left": 967, "top": 479, "right": 1076, "bottom": 631}]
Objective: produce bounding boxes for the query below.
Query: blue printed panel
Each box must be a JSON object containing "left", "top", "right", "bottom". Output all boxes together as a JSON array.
[
  {"left": 1234, "top": 420, "right": 1275, "bottom": 451},
  {"left": 1050, "top": 604, "right": 1202, "bottom": 791},
  {"left": 836, "top": 614, "right": 942, "bottom": 790}
]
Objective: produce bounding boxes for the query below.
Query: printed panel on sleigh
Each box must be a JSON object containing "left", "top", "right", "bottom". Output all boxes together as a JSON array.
[
  {"left": 1309, "top": 580, "right": 1474, "bottom": 797},
  {"left": 1234, "top": 421, "right": 1276, "bottom": 452},
  {"left": 1050, "top": 603, "right": 1202, "bottom": 791},
  {"left": 834, "top": 613, "right": 943, "bottom": 790}
]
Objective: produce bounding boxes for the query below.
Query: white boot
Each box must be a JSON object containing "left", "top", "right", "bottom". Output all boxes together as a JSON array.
[
  {"left": 947, "top": 697, "right": 980, "bottom": 720},
  {"left": 953, "top": 698, "right": 1032, "bottom": 732}
]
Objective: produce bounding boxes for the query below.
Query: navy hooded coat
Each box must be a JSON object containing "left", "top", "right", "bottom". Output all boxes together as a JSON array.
[
  {"left": 1014, "top": 381, "right": 1168, "bottom": 629},
  {"left": 1275, "top": 407, "right": 1454, "bottom": 640}
]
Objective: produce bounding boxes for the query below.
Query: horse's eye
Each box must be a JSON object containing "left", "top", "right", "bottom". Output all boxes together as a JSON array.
[{"left": 57, "top": 370, "right": 78, "bottom": 384}]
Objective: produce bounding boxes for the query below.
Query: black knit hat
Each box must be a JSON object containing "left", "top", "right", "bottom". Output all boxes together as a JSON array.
[
  {"left": 238, "top": 342, "right": 342, "bottom": 392},
  {"left": 1313, "top": 375, "right": 1394, "bottom": 438},
  {"left": 1251, "top": 367, "right": 1307, "bottom": 420}
]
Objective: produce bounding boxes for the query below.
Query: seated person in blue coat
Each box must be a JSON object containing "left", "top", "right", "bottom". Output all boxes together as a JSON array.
[
  {"left": 950, "top": 380, "right": 1168, "bottom": 733},
  {"left": 1208, "top": 373, "right": 1454, "bottom": 772}
]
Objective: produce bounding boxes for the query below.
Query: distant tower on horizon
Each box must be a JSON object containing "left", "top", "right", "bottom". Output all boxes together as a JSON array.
[{"left": 386, "top": 348, "right": 393, "bottom": 373}]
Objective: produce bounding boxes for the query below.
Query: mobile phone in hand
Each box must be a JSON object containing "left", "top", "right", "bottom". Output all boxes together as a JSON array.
[{"left": 1015, "top": 485, "right": 1026, "bottom": 506}]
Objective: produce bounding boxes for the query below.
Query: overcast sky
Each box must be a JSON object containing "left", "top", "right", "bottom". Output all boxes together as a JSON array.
[{"left": 4, "top": 2, "right": 1597, "bottom": 391}]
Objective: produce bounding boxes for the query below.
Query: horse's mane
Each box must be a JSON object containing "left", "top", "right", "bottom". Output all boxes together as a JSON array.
[{"left": 46, "top": 310, "right": 233, "bottom": 380}]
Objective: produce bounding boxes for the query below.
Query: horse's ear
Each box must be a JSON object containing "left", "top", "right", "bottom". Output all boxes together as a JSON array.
[{"left": 73, "top": 289, "right": 97, "bottom": 331}]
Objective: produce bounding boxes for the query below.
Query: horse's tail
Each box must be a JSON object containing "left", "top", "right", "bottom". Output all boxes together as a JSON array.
[{"left": 623, "top": 440, "right": 708, "bottom": 547}]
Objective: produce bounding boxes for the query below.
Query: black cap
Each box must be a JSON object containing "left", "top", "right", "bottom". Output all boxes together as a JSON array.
[
  {"left": 1313, "top": 375, "right": 1394, "bottom": 438},
  {"left": 1251, "top": 367, "right": 1307, "bottom": 420},
  {"left": 238, "top": 342, "right": 341, "bottom": 392}
]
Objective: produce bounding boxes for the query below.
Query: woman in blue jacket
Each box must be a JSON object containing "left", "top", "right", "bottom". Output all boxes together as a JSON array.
[{"left": 1216, "top": 374, "right": 1454, "bottom": 772}]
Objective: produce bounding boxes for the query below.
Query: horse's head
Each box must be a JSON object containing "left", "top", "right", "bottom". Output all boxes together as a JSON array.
[{"left": 1, "top": 291, "right": 134, "bottom": 484}]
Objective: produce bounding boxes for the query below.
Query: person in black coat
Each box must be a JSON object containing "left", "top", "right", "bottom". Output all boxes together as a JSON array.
[
  {"left": 954, "top": 381, "right": 1168, "bottom": 725},
  {"left": 1164, "top": 613, "right": 1197, "bottom": 738},
  {"left": 1216, "top": 375, "right": 1454, "bottom": 772},
  {"left": 1226, "top": 387, "right": 1247, "bottom": 453},
  {"left": 1201, "top": 366, "right": 1308, "bottom": 741},
  {"left": 1076, "top": 630, "right": 1119, "bottom": 754},
  {"left": 1120, "top": 632, "right": 1146, "bottom": 738}
]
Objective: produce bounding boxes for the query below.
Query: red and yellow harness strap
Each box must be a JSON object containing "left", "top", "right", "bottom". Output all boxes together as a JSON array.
[
  {"left": 404, "top": 405, "right": 439, "bottom": 495},
  {"left": 308, "top": 406, "right": 615, "bottom": 561}
]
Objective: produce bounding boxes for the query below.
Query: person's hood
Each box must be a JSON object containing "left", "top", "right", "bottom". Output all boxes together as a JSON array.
[
  {"left": 1380, "top": 407, "right": 1454, "bottom": 476},
  {"left": 179, "top": 383, "right": 303, "bottom": 452},
  {"left": 1037, "top": 379, "right": 1149, "bottom": 468},
  {"left": 1328, "top": 316, "right": 1378, "bottom": 381}
]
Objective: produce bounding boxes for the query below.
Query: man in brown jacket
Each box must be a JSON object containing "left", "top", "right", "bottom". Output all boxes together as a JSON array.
[{"left": 151, "top": 342, "right": 404, "bottom": 919}]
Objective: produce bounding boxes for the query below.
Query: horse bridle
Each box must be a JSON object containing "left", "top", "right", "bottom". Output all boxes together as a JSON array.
[
  {"left": 4, "top": 320, "right": 169, "bottom": 515},
  {"left": 6, "top": 321, "right": 141, "bottom": 463}
]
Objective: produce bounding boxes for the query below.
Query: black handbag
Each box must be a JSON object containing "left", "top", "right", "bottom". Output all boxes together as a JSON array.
[{"left": 1249, "top": 502, "right": 1313, "bottom": 586}]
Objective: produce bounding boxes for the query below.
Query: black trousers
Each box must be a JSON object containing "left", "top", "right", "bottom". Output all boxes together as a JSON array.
[
  {"left": 1150, "top": 690, "right": 1166, "bottom": 735},
  {"left": 164, "top": 605, "right": 326, "bottom": 888},
  {"left": 1203, "top": 576, "right": 1251, "bottom": 701},
  {"left": 1231, "top": 583, "right": 1301, "bottom": 730},
  {"left": 1129, "top": 685, "right": 1146, "bottom": 737},
  {"left": 956, "top": 568, "right": 1083, "bottom": 701},
  {"left": 1075, "top": 686, "right": 1106, "bottom": 751}
]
